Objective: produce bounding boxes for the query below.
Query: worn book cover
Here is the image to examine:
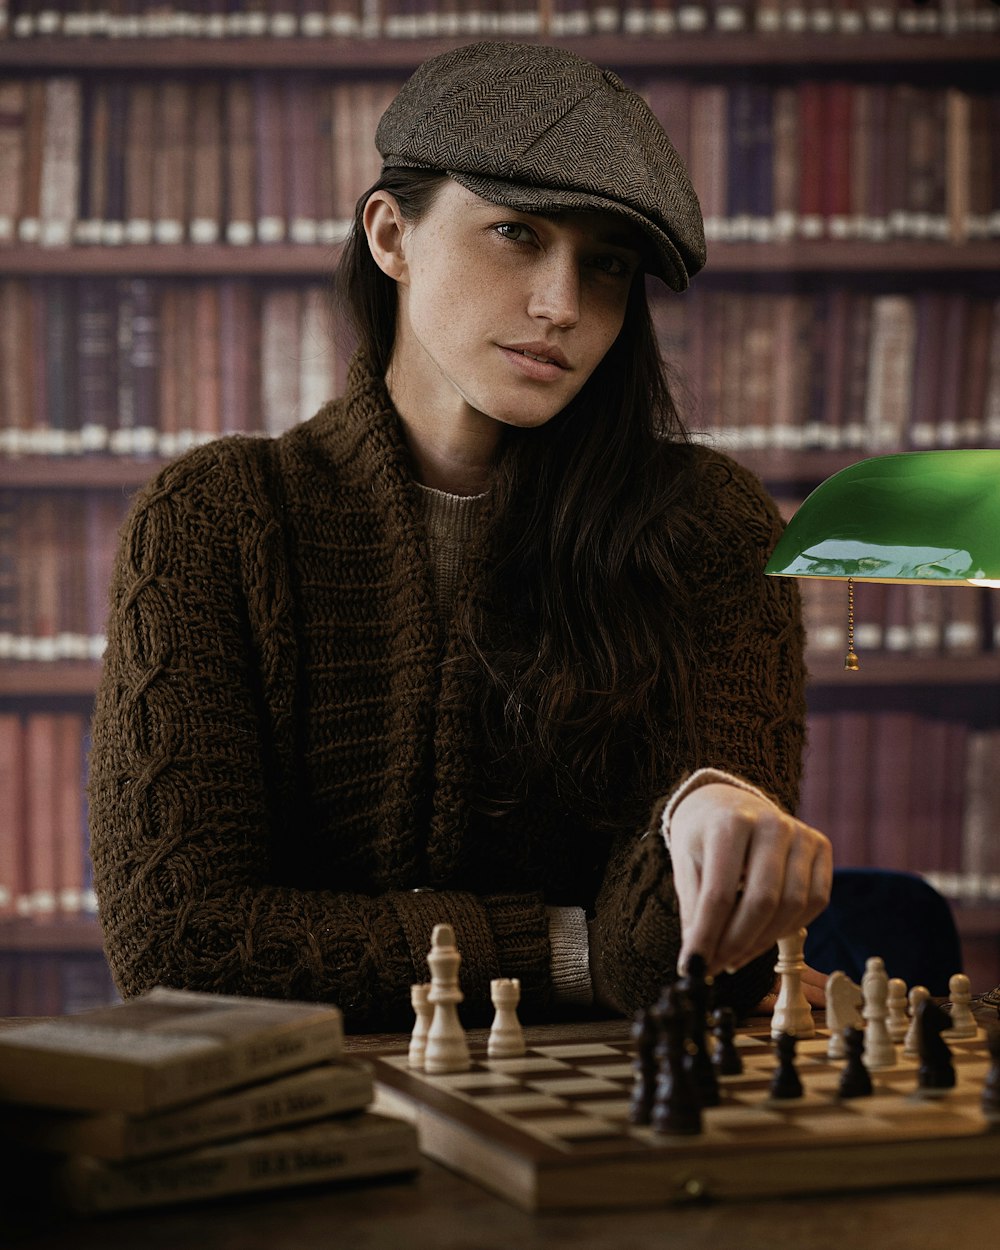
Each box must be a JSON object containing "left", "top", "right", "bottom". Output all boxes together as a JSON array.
[
  {"left": 2, "top": 1059, "right": 374, "bottom": 1161},
  {"left": 53, "top": 1111, "right": 419, "bottom": 1213},
  {"left": 0, "top": 987, "right": 344, "bottom": 1114}
]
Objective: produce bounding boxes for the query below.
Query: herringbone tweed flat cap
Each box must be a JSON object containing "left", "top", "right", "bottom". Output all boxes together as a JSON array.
[{"left": 375, "top": 41, "right": 706, "bottom": 291}]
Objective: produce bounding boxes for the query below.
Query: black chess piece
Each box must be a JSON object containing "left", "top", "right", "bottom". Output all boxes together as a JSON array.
[
  {"left": 628, "top": 1007, "right": 657, "bottom": 1126},
  {"left": 981, "top": 1025, "right": 1000, "bottom": 1124},
  {"left": 917, "top": 998, "right": 956, "bottom": 1093},
  {"left": 651, "top": 985, "right": 702, "bottom": 1136},
  {"left": 711, "top": 1005, "right": 743, "bottom": 1076},
  {"left": 769, "top": 1032, "right": 803, "bottom": 1100},
  {"left": 677, "top": 953, "right": 720, "bottom": 1107},
  {"left": 837, "top": 1026, "right": 873, "bottom": 1099}
]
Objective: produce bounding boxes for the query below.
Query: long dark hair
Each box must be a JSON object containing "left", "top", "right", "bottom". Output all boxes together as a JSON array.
[{"left": 336, "top": 170, "right": 702, "bottom": 830}]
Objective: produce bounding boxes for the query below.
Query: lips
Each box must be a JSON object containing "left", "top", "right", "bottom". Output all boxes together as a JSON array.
[{"left": 505, "top": 343, "right": 569, "bottom": 370}]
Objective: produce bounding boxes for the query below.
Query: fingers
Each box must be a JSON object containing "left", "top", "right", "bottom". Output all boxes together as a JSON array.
[{"left": 671, "top": 786, "right": 833, "bottom": 979}]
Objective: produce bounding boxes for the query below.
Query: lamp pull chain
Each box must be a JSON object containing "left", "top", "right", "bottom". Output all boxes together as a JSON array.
[{"left": 844, "top": 577, "right": 860, "bottom": 671}]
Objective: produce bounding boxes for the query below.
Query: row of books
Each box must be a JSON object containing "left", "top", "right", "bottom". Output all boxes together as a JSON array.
[
  {"left": 2, "top": 75, "right": 998, "bottom": 250},
  {"left": 2, "top": 486, "right": 999, "bottom": 668},
  {"left": 3, "top": 278, "right": 999, "bottom": 459},
  {"left": 0, "top": 492, "right": 131, "bottom": 661},
  {"left": 798, "top": 715, "right": 1000, "bottom": 881},
  {"left": 3, "top": 0, "right": 998, "bottom": 39},
  {"left": 663, "top": 289, "right": 1000, "bottom": 452},
  {"left": 0, "top": 951, "right": 118, "bottom": 1017},
  {"left": 0, "top": 279, "right": 348, "bottom": 457},
  {"left": 793, "top": 576, "right": 999, "bottom": 661},
  {"left": 0, "top": 988, "right": 420, "bottom": 1214},
  {"left": 0, "top": 711, "right": 94, "bottom": 921}
]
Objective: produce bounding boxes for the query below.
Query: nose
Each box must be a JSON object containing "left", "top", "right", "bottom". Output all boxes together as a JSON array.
[{"left": 527, "top": 250, "right": 580, "bottom": 328}]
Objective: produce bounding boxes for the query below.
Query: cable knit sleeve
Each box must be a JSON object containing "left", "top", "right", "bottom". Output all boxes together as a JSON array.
[
  {"left": 88, "top": 441, "right": 550, "bottom": 1031},
  {"left": 590, "top": 449, "right": 807, "bottom": 1020}
]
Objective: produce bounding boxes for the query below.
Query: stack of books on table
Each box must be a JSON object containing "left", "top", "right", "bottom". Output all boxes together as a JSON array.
[{"left": 0, "top": 986, "right": 419, "bottom": 1214}]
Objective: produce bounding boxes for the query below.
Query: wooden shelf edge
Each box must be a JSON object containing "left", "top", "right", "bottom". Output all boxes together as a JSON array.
[
  {"left": 3, "top": 654, "right": 998, "bottom": 698},
  {"left": 807, "top": 655, "right": 1000, "bottom": 686},
  {"left": 0, "top": 917, "right": 105, "bottom": 953},
  {"left": 1, "top": 240, "right": 997, "bottom": 276},
  {"left": 1, "top": 32, "right": 997, "bottom": 70}
]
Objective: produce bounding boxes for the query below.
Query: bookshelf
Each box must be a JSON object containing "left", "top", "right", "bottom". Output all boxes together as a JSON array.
[{"left": 2, "top": 7, "right": 999, "bottom": 1013}]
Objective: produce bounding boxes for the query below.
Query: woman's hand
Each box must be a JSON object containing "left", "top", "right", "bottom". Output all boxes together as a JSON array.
[
  {"left": 751, "top": 962, "right": 829, "bottom": 1014},
  {"left": 668, "top": 782, "right": 833, "bottom": 980}
]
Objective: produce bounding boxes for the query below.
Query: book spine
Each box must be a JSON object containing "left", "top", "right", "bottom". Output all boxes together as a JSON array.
[
  {"left": 56, "top": 712, "right": 86, "bottom": 915},
  {"left": 59, "top": 1114, "right": 418, "bottom": 1214},
  {"left": 153, "top": 79, "right": 189, "bottom": 246},
  {"left": 0, "top": 711, "right": 25, "bottom": 918},
  {"left": 24, "top": 711, "right": 60, "bottom": 920},
  {"left": 0, "top": 80, "right": 27, "bottom": 246}
]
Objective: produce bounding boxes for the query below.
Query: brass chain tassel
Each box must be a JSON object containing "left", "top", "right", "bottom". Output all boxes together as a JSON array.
[{"left": 844, "top": 577, "right": 859, "bottom": 670}]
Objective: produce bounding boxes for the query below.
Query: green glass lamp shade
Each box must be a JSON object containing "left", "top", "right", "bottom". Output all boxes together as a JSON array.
[{"left": 765, "top": 450, "right": 1000, "bottom": 586}]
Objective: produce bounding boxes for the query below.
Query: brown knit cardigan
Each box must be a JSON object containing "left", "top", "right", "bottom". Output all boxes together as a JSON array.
[{"left": 89, "top": 354, "right": 807, "bottom": 1030}]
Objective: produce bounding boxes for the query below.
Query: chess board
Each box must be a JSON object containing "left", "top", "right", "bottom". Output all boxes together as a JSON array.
[{"left": 369, "top": 1025, "right": 1000, "bottom": 1211}]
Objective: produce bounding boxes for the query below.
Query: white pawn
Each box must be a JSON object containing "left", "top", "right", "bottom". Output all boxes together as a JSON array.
[
  {"left": 408, "top": 982, "right": 433, "bottom": 1069},
  {"left": 825, "top": 970, "right": 863, "bottom": 1059},
  {"left": 861, "top": 956, "right": 896, "bottom": 1069},
  {"left": 886, "top": 977, "right": 909, "bottom": 1042},
  {"left": 771, "top": 928, "right": 815, "bottom": 1040},
  {"left": 424, "top": 923, "right": 471, "bottom": 1074},
  {"left": 946, "top": 973, "right": 978, "bottom": 1039},
  {"left": 488, "top": 977, "right": 525, "bottom": 1059},
  {"left": 903, "top": 985, "right": 930, "bottom": 1058}
]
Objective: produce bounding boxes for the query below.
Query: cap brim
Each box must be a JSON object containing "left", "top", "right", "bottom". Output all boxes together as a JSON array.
[{"left": 448, "top": 170, "right": 696, "bottom": 292}]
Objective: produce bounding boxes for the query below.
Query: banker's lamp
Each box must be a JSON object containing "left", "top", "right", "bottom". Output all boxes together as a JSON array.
[
  {"left": 765, "top": 448, "right": 1000, "bottom": 1010},
  {"left": 765, "top": 449, "right": 1000, "bottom": 670}
]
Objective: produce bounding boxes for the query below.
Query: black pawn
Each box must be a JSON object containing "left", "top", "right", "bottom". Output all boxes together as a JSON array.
[
  {"left": 838, "top": 1026, "right": 873, "bottom": 1099},
  {"left": 628, "top": 1007, "right": 657, "bottom": 1126},
  {"left": 651, "top": 986, "right": 702, "bottom": 1136},
  {"left": 917, "top": 999, "right": 956, "bottom": 1093},
  {"left": 770, "top": 1032, "right": 803, "bottom": 1100},
  {"left": 711, "top": 1005, "right": 743, "bottom": 1076},
  {"left": 677, "top": 953, "right": 720, "bottom": 1107},
  {"left": 980, "top": 1025, "right": 1000, "bottom": 1123}
]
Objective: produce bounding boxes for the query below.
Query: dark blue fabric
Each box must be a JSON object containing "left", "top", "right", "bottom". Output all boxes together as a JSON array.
[{"left": 804, "top": 868, "right": 962, "bottom": 996}]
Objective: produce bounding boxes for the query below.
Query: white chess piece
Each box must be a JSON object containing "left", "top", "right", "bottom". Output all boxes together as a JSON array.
[
  {"left": 861, "top": 956, "right": 896, "bottom": 1069},
  {"left": 903, "top": 985, "right": 930, "bottom": 1057},
  {"left": 408, "top": 982, "right": 433, "bottom": 1069},
  {"left": 886, "top": 977, "right": 909, "bottom": 1043},
  {"left": 423, "top": 923, "right": 471, "bottom": 1074},
  {"left": 825, "top": 970, "right": 863, "bottom": 1059},
  {"left": 771, "top": 928, "right": 815, "bottom": 1040},
  {"left": 488, "top": 977, "right": 526, "bottom": 1058},
  {"left": 945, "top": 973, "right": 978, "bottom": 1039}
]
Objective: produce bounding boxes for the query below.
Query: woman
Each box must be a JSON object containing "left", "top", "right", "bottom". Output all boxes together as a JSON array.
[{"left": 89, "top": 42, "right": 831, "bottom": 1030}]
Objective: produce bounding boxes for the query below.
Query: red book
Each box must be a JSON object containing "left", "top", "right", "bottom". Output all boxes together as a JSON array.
[
  {"left": 827, "top": 711, "right": 873, "bottom": 868},
  {"left": 252, "top": 74, "right": 286, "bottom": 244},
  {"left": 797, "top": 712, "right": 834, "bottom": 849},
  {"left": 56, "top": 713, "right": 85, "bottom": 916},
  {"left": 0, "top": 712, "right": 25, "bottom": 919},
  {"left": 0, "top": 278, "right": 32, "bottom": 455},
  {"left": 190, "top": 80, "right": 223, "bottom": 245},
  {"left": 958, "top": 296, "right": 995, "bottom": 445},
  {"left": 867, "top": 711, "right": 919, "bottom": 873},
  {"left": 822, "top": 81, "right": 852, "bottom": 239},
  {"left": 286, "top": 78, "right": 320, "bottom": 246},
  {"left": 224, "top": 77, "right": 255, "bottom": 247},
  {"left": 687, "top": 84, "right": 727, "bottom": 242},
  {"left": 124, "top": 81, "right": 155, "bottom": 246},
  {"left": 153, "top": 79, "right": 189, "bottom": 247},
  {"left": 24, "top": 712, "right": 60, "bottom": 921},
  {"left": 16, "top": 78, "right": 46, "bottom": 245},
  {"left": 219, "top": 279, "right": 262, "bottom": 435},
  {"left": 0, "top": 79, "right": 27, "bottom": 246},
  {"left": 261, "top": 288, "right": 301, "bottom": 437},
  {"left": 796, "top": 81, "right": 825, "bottom": 239},
  {"left": 193, "top": 283, "right": 222, "bottom": 443}
]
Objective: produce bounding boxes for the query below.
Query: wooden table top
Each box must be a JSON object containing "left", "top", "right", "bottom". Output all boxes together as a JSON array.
[{"left": 6, "top": 1017, "right": 1000, "bottom": 1249}]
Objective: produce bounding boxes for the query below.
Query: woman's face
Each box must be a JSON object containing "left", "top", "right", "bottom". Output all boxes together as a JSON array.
[{"left": 380, "top": 180, "right": 642, "bottom": 433}]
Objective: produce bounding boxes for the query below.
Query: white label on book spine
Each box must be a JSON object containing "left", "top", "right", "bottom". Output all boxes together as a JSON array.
[
  {"left": 0, "top": 216, "right": 12, "bottom": 243},
  {"left": 677, "top": 6, "right": 707, "bottom": 30},
  {"left": 290, "top": 218, "right": 318, "bottom": 245},
  {"left": 125, "top": 219, "right": 153, "bottom": 245},
  {"left": 300, "top": 12, "right": 326, "bottom": 36},
  {"left": 80, "top": 423, "right": 109, "bottom": 453},
  {"left": 19, "top": 217, "right": 41, "bottom": 243},
  {"left": 101, "top": 222, "right": 126, "bottom": 246},
  {"left": 190, "top": 219, "right": 219, "bottom": 245},
  {"left": 269, "top": 12, "right": 297, "bottom": 36},
  {"left": 154, "top": 220, "right": 184, "bottom": 245},
  {"left": 227, "top": 221, "right": 255, "bottom": 246},
  {"left": 716, "top": 5, "right": 747, "bottom": 30},
  {"left": 257, "top": 217, "right": 286, "bottom": 244}
]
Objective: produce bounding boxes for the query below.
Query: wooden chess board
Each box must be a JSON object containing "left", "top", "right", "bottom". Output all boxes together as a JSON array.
[{"left": 369, "top": 1025, "right": 1000, "bottom": 1211}]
